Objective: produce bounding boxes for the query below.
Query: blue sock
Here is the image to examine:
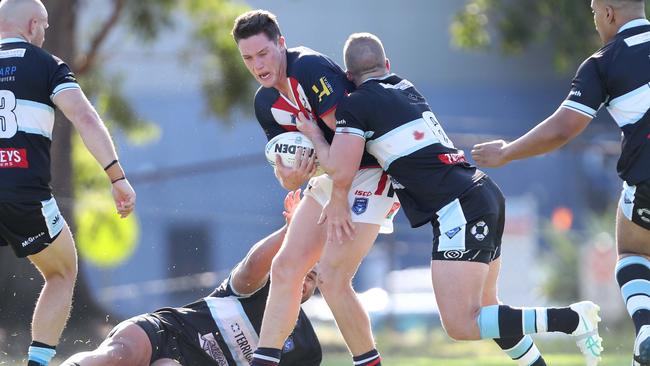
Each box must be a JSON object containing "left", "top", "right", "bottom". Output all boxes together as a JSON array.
[
  {"left": 28, "top": 341, "right": 56, "bottom": 366},
  {"left": 616, "top": 256, "right": 650, "bottom": 334},
  {"left": 495, "top": 336, "right": 546, "bottom": 365},
  {"left": 478, "top": 304, "right": 578, "bottom": 338}
]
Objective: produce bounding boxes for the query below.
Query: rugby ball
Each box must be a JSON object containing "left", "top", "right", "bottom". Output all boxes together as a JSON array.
[{"left": 265, "top": 131, "right": 316, "bottom": 167}]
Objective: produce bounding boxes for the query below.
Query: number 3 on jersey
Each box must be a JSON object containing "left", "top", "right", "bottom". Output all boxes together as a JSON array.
[
  {"left": 0, "top": 90, "right": 18, "bottom": 139},
  {"left": 422, "top": 111, "right": 453, "bottom": 149}
]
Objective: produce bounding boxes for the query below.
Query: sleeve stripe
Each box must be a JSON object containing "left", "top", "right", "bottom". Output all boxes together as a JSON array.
[
  {"left": 50, "top": 82, "right": 80, "bottom": 98},
  {"left": 319, "top": 104, "right": 337, "bottom": 118},
  {"left": 561, "top": 100, "right": 597, "bottom": 117},
  {"left": 335, "top": 127, "right": 366, "bottom": 139}
]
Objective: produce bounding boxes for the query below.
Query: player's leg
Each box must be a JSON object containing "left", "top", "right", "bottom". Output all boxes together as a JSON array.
[
  {"left": 253, "top": 195, "right": 326, "bottom": 365},
  {"left": 27, "top": 223, "right": 77, "bottom": 365},
  {"left": 318, "top": 222, "right": 381, "bottom": 365},
  {"left": 614, "top": 180, "right": 650, "bottom": 365},
  {"left": 483, "top": 256, "right": 546, "bottom": 366},
  {"left": 59, "top": 321, "right": 153, "bottom": 366}
]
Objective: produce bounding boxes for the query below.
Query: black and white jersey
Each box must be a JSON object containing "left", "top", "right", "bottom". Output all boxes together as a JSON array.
[
  {"left": 0, "top": 38, "right": 79, "bottom": 202},
  {"left": 562, "top": 19, "right": 650, "bottom": 185},
  {"left": 254, "top": 47, "right": 378, "bottom": 168},
  {"left": 149, "top": 276, "right": 321, "bottom": 366},
  {"left": 335, "top": 74, "right": 481, "bottom": 228}
]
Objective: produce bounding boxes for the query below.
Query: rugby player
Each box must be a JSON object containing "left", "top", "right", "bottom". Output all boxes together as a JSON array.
[
  {"left": 232, "top": 10, "right": 399, "bottom": 366},
  {"left": 59, "top": 190, "right": 321, "bottom": 366},
  {"left": 298, "top": 32, "right": 604, "bottom": 366},
  {"left": 0, "top": 1, "right": 136, "bottom": 365},
  {"left": 472, "top": 1, "right": 650, "bottom": 364}
]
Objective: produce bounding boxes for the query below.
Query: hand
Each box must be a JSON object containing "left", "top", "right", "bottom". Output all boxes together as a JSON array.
[
  {"left": 471, "top": 139, "right": 510, "bottom": 168},
  {"left": 275, "top": 146, "right": 317, "bottom": 190},
  {"left": 318, "top": 194, "right": 355, "bottom": 245},
  {"left": 295, "top": 112, "right": 322, "bottom": 141},
  {"left": 282, "top": 189, "right": 302, "bottom": 224},
  {"left": 111, "top": 179, "right": 136, "bottom": 218}
]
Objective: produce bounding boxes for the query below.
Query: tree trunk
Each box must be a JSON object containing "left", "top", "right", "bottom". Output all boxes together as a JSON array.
[{"left": 0, "top": 0, "right": 115, "bottom": 356}]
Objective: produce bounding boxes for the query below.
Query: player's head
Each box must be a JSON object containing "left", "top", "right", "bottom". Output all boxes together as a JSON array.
[
  {"left": 300, "top": 267, "right": 319, "bottom": 303},
  {"left": 343, "top": 32, "right": 390, "bottom": 86},
  {"left": 591, "top": 0, "right": 646, "bottom": 43},
  {"left": 0, "top": 0, "right": 48, "bottom": 47},
  {"left": 233, "top": 10, "right": 287, "bottom": 89}
]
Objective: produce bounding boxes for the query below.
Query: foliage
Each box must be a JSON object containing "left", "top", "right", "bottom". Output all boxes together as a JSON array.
[{"left": 451, "top": 0, "right": 601, "bottom": 72}]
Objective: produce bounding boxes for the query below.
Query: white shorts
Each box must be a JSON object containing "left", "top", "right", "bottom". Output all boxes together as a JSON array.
[{"left": 304, "top": 168, "right": 400, "bottom": 234}]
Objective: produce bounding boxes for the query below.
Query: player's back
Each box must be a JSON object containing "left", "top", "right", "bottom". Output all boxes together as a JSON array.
[
  {"left": 0, "top": 38, "right": 77, "bottom": 202},
  {"left": 336, "top": 74, "right": 480, "bottom": 227}
]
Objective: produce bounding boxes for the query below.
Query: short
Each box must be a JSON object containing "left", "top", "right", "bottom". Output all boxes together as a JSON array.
[
  {"left": 619, "top": 179, "right": 650, "bottom": 230},
  {"left": 0, "top": 196, "right": 65, "bottom": 258},
  {"left": 121, "top": 314, "right": 222, "bottom": 365},
  {"left": 304, "top": 168, "right": 400, "bottom": 234},
  {"left": 430, "top": 176, "right": 505, "bottom": 265}
]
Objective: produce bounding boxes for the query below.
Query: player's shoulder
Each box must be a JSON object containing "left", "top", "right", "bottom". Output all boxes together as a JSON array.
[
  {"left": 288, "top": 46, "right": 340, "bottom": 75},
  {"left": 23, "top": 44, "right": 67, "bottom": 66},
  {"left": 254, "top": 85, "right": 278, "bottom": 105}
]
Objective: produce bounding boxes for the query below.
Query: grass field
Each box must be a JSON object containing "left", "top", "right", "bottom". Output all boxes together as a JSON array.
[{"left": 322, "top": 354, "right": 629, "bottom": 365}]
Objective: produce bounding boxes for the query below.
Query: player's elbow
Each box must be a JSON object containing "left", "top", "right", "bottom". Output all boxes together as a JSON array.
[{"left": 71, "top": 108, "right": 102, "bottom": 132}]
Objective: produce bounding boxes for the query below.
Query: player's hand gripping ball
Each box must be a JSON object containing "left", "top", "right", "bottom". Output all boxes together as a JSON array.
[{"left": 265, "top": 131, "right": 317, "bottom": 167}]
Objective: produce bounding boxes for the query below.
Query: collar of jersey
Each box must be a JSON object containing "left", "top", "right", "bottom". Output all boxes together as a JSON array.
[
  {"left": 0, "top": 37, "right": 28, "bottom": 44},
  {"left": 362, "top": 73, "right": 394, "bottom": 85},
  {"left": 618, "top": 18, "right": 650, "bottom": 34}
]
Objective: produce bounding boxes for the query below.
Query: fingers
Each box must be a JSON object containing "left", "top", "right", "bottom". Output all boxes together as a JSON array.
[
  {"left": 342, "top": 219, "right": 355, "bottom": 240},
  {"left": 317, "top": 210, "right": 327, "bottom": 225}
]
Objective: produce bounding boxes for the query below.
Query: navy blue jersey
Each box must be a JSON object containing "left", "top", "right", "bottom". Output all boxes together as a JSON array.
[
  {"left": 0, "top": 38, "right": 79, "bottom": 202},
  {"left": 561, "top": 19, "right": 650, "bottom": 185},
  {"left": 148, "top": 276, "right": 321, "bottom": 366},
  {"left": 254, "top": 47, "right": 378, "bottom": 168},
  {"left": 336, "top": 74, "right": 481, "bottom": 227}
]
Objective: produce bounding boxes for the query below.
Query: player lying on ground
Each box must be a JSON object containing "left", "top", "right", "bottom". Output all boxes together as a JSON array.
[
  {"left": 298, "top": 32, "right": 604, "bottom": 366},
  {"left": 60, "top": 190, "right": 321, "bottom": 366}
]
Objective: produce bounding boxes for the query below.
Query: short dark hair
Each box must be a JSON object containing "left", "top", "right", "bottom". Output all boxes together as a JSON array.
[{"left": 232, "top": 10, "right": 282, "bottom": 44}]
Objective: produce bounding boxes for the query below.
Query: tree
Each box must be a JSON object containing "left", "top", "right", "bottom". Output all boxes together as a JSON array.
[
  {"left": 0, "top": 0, "right": 252, "bottom": 355},
  {"left": 450, "top": 0, "right": 603, "bottom": 72}
]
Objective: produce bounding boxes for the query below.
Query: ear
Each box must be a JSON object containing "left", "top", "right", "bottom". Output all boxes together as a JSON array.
[
  {"left": 278, "top": 35, "right": 286, "bottom": 49},
  {"left": 385, "top": 58, "right": 391, "bottom": 72},
  {"left": 605, "top": 5, "right": 615, "bottom": 24}
]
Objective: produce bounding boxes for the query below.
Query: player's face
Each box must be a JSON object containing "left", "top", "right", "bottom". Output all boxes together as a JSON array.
[
  {"left": 30, "top": 10, "right": 48, "bottom": 47},
  {"left": 300, "top": 268, "right": 318, "bottom": 303},
  {"left": 238, "top": 33, "right": 286, "bottom": 89},
  {"left": 591, "top": 0, "right": 614, "bottom": 43}
]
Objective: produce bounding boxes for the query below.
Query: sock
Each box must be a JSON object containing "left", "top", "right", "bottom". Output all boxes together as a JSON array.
[
  {"left": 353, "top": 348, "right": 381, "bottom": 366},
  {"left": 250, "top": 347, "right": 282, "bottom": 366},
  {"left": 616, "top": 256, "right": 650, "bottom": 334},
  {"left": 477, "top": 305, "right": 579, "bottom": 339},
  {"left": 494, "top": 336, "right": 546, "bottom": 366},
  {"left": 27, "top": 341, "right": 56, "bottom": 366}
]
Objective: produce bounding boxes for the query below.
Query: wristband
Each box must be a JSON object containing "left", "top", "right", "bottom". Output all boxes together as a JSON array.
[
  {"left": 111, "top": 176, "right": 126, "bottom": 184},
  {"left": 103, "top": 159, "right": 118, "bottom": 171}
]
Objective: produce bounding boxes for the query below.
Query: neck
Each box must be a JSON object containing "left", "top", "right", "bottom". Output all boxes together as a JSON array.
[
  {"left": 358, "top": 70, "right": 390, "bottom": 85},
  {"left": 0, "top": 30, "right": 28, "bottom": 42}
]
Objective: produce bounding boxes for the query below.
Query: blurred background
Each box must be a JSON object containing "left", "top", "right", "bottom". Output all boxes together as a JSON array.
[{"left": 1, "top": 0, "right": 646, "bottom": 365}]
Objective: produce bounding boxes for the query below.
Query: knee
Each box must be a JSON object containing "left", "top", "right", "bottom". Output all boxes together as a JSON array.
[
  {"left": 439, "top": 311, "right": 481, "bottom": 341},
  {"left": 43, "top": 261, "right": 77, "bottom": 286},
  {"left": 103, "top": 340, "right": 140, "bottom": 365},
  {"left": 270, "top": 254, "right": 306, "bottom": 283},
  {"left": 317, "top": 264, "right": 353, "bottom": 295}
]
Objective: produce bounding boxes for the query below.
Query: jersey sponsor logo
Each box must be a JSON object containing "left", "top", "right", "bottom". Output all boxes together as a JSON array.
[
  {"left": 336, "top": 119, "right": 346, "bottom": 126},
  {"left": 0, "top": 49, "right": 26, "bottom": 59},
  {"left": 352, "top": 197, "right": 368, "bottom": 215},
  {"left": 0, "top": 148, "right": 28, "bottom": 168},
  {"left": 311, "top": 76, "right": 333, "bottom": 103},
  {"left": 438, "top": 152, "right": 467, "bottom": 165},
  {"left": 470, "top": 221, "right": 489, "bottom": 241},
  {"left": 569, "top": 90, "right": 582, "bottom": 97},
  {"left": 385, "top": 202, "right": 401, "bottom": 219},
  {"left": 21, "top": 232, "right": 45, "bottom": 248},
  {"left": 0, "top": 66, "right": 17, "bottom": 76},
  {"left": 198, "top": 332, "right": 229, "bottom": 366},
  {"left": 355, "top": 190, "right": 372, "bottom": 197},
  {"left": 445, "top": 227, "right": 462, "bottom": 239},
  {"left": 230, "top": 322, "right": 254, "bottom": 362}
]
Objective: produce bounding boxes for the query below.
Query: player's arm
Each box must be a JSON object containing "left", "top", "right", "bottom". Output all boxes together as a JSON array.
[
  {"left": 230, "top": 190, "right": 301, "bottom": 295},
  {"left": 296, "top": 111, "right": 335, "bottom": 173},
  {"left": 53, "top": 88, "right": 136, "bottom": 218},
  {"left": 471, "top": 107, "right": 592, "bottom": 167}
]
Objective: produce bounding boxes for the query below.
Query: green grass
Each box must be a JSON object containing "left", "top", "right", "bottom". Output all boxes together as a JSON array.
[{"left": 322, "top": 354, "right": 628, "bottom": 365}]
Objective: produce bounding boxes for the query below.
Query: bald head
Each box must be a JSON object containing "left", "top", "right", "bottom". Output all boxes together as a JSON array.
[
  {"left": 344, "top": 33, "right": 388, "bottom": 85},
  {"left": 592, "top": 0, "right": 646, "bottom": 43},
  {"left": 0, "top": 0, "right": 48, "bottom": 47}
]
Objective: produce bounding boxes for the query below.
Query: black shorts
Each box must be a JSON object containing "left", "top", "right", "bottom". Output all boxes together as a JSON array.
[
  {"left": 431, "top": 176, "right": 505, "bottom": 264},
  {"left": 620, "top": 179, "right": 650, "bottom": 231},
  {"left": 123, "top": 313, "right": 222, "bottom": 366},
  {"left": 0, "top": 197, "right": 65, "bottom": 258}
]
